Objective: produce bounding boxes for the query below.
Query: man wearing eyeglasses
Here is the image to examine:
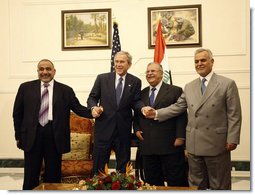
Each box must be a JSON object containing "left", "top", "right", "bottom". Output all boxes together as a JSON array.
[{"left": 133, "top": 62, "right": 188, "bottom": 186}]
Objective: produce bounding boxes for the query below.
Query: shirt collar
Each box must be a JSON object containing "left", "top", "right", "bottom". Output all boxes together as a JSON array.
[
  {"left": 200, "top": 71, "right": 213, "bottom": 82},
  {"left": 150, "top": 80, "right": 163, "bottom": 91},
  {"left": 41, "top": 80, "right": 54, "bottom": 87},
  {"left": 116, "top": 73, "right": 126, "bottom": 81}
]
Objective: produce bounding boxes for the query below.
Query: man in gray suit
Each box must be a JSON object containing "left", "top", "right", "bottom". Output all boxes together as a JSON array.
[{"left": 142, "top": 48, "right": 242, "bottom": 190}]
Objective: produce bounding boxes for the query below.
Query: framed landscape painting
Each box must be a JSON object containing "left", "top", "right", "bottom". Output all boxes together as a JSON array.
[{"left": 62, "top": 9, "right": 111, "bottom": 50}]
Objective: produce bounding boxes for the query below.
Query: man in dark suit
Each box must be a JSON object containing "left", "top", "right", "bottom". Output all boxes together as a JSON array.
[
  {"left": 87, "top": 51, "right": 143, "bottom": 175},
  {"left": 13, "top": 59, "right": 93, "bottom": 190},
  {"left": 133, "top": 62, "right": 188, "bottom": 186}
]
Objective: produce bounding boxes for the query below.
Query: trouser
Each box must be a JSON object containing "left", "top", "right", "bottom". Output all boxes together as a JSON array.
[
  {"left": 187, "top": 151, "right": 231, "bottom": 190},
  {"left": 23, "top": 123, "right": 62, "bottom": 190},
  {"left": 143, "top": 151, "right": 188, "bottom": 186},
  {"left": 92, "top": 131, "right": 130, "bottom": 175}
]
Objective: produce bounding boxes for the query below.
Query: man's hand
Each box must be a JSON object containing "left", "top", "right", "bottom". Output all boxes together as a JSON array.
[
  {"left": 141, "top": 106, "right": 156, "bottom": 119},
  {"left": 226, "top": 143, "right": 237, "bottom": 151},
  {"left": 135, "top": 130, "right": 144, "bottom": 141},
  {"left": 92, "top": 106, "right": 104, "bottom": 118},
  {"left": 174, "top": 138, "right": 185, "bottom": 147},
  {"left": 16, "top": 140, "right": 22, "bottom": 149}
]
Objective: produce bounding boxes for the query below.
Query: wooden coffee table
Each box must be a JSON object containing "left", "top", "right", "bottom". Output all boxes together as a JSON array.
[
  {"left": 34, "top": 183, "right": 77, "bottom": 190},
  {"left": 34, "top": 183, "right": 197, "bottom": 190}
]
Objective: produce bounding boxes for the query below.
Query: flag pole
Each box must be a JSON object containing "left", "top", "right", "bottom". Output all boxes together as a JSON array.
[{"left": 169, "top": 70, "right": 173, "bottom": 85}]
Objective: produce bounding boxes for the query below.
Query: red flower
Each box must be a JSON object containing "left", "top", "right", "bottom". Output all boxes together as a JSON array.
[
  {"left": 85, "top": 177, "right": 91, "bottom": 182},
  {"left": 111, "top": 180, "right": 121, "bottom": 190},
  {"left": 126, "top": 183, "right": 134, "bottom": 190},
  {"left": 104, "top": 175, "right": 112, "bottom": 183},
  {"left": 96, "top": 185, "right": 103, "bottom": 190},
  {"left": 135, "top": 181, "right": 142, "bottom": 187}
]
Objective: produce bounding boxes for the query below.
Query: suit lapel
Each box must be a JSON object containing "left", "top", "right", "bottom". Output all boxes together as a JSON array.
[
  {"left": 35, "top": 80, "right": 42, "bottom": 112},
  {"left": 153, "top": 83, "right": 168, "bottom": 108},
  {"left": 195, "top": 73, "right": 219, "bottom": 112},
  {"left": 118, "top": 73, "right": 133, "bottom": 107},
  {"left": 109, "top": 73, "right": 118, "bottom": 108},
  {"left": 141, "top": 87, "right": 150, "bottom": 106},
  {"left": 53, "top": 80, "right": 60, "bottom": 107}
]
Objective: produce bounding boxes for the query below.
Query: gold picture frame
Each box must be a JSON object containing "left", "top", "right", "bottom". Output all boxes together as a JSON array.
[
  {"left": 148, "top": 5, "right": 202, "bottom": 48},
  {"left": 62, "top": 9, "right": 112, "bottom": 50}
]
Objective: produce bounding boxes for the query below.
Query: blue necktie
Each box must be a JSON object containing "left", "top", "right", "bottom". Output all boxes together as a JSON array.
[
  {"left": 116, "top": 77, "right": 123, "bottom": 106},
  {"left": 149, "top": 87, "right": 156, "bottom": 106},
  {"left": 201, "top": 78, "right": 207, "bottom": 95}
]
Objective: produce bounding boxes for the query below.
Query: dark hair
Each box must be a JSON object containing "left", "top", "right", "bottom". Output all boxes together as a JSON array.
[{"left": 37, "top": 59, "right": 54, "bottom": 68}]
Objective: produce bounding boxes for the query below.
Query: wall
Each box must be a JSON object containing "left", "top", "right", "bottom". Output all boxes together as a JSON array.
[{"left": 0, "top": 0, "right": 250, "bottom": 162}]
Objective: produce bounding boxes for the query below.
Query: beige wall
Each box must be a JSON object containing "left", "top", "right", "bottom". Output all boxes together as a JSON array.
[{"left": 0, "top": 0, "right": 250, "bottom": 161}]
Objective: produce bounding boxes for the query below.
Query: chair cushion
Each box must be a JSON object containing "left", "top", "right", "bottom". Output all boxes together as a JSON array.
[
  {"left": 70, "top": 112, "right": 93, "bottom": 134},
  {"left": 62, "top": 133, "right": 91, "bottom": 160},
  {"left": 61, "top": 160, "right": 93, "bottom": 177}
]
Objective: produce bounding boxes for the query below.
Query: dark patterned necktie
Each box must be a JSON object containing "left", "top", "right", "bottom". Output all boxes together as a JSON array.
[
  {"left": 201, "top": 78, "right": 207, "bottom": 95},
  {"left": 149, "top": 87, "right": 156, "bottom": 106},
  {"left": 116, "top": 77, "right": 123, "bottom": 106},
  {"left": 39, "top": 83, "right": 49, "bottom": 126}
]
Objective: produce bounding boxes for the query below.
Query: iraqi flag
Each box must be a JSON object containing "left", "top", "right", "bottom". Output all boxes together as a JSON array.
[{"left": 154, "top": 20, "right": 172, "bottom": 84}]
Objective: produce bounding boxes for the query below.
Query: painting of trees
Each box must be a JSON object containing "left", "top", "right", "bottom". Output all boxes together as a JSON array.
[{"left": 62, "top": 9, "right": 111, "bottom": 49}]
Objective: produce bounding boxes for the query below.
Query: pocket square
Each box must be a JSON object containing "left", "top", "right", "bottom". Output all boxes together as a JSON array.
[{"left": 128, "top": 84, "right": 132, "bottom": 87}]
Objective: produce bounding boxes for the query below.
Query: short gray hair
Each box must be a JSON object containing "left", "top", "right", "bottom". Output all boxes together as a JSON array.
[
  {"left": 147, "top": 62, "right": 163, "bottom": 72},
  {"left": 195, "top": 48, "right": 213, "bottom": 59},
  {"left": 114, "top": 51, "right": 132, "bottom": 65}
]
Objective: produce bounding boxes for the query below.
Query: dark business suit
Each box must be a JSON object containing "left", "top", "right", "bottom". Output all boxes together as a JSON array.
[
  {"left": 133, "top": 82, "right": 188, "bottom": 186},
  {"left": 13, "top": 79, "right": 92, "bottom": 189},
  {"left": 87, "top": 72, "right": 143, "bottom": 174}
]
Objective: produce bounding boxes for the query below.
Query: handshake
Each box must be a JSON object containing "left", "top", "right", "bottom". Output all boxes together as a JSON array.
[
  {"left": 141, "top": 106, "right": 156, "bottom": 119},
  {"left": 91, "top": 106, "right": 104, "bottom": 118},
  {"left": 91, "top": 106, "right": 156, "bottom": 119}
]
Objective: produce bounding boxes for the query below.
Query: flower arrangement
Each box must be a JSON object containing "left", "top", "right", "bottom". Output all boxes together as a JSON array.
[{"left": 76, "top": 162, "right": 143, "bottom": 190}]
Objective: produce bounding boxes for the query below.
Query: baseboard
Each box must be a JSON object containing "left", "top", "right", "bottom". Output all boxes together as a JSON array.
[
  {"left": 0, "top": 159, "right": 250, "bottom": 171},
  {"left": 0, "top": 159, "right": 24, "bottom": 168},
  {"left": 108, "top": 160, "right": 250, "bottom": 171}
]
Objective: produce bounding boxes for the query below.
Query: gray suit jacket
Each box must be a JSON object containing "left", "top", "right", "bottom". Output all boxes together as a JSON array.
[{"left": 157, "top": 73, "right": 242, "bottom": 156}]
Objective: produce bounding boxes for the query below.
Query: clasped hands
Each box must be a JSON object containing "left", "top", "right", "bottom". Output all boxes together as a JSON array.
[
  {"left": 92, "top": 106, "right": 104, "bottom": 118},
  {"left": 92, "top": 106, "right": 157, "bottom": 119},
  {"left": 141, "top": 106, "right": 156, "bottom": 119}
]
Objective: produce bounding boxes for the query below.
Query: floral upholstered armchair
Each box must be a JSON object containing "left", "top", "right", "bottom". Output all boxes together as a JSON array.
[{"left": 61, "top": 112, "right": 94, "bottom": 183}]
